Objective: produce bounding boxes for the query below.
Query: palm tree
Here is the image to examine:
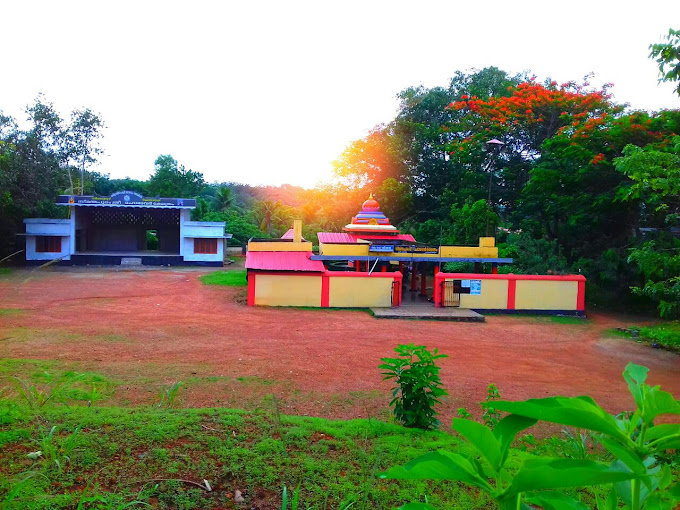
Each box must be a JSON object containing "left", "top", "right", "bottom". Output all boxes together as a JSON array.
[
  {"left": 215, "top": 186, "right": 234, "bottom": 212},
  {"left": 256, "top": 200, "right": 284, "bottom": 236}
]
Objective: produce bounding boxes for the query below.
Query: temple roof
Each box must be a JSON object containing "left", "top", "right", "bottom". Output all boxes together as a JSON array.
[{"left": 343, "top": 194, "right": 398, "bottom": 233}]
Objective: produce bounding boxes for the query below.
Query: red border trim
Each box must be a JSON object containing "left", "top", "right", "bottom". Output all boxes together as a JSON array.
[
  {"left": 437, "top": 272, "right": 586, "bottom": 282},
  {"left": 247, "top": 272, "right": 256, "bottom": 306},
  {"left": 577, "top": 280, "right": 586, "bottom": 311},
  {"left": 321, "top": 275, "right": 330, "bottom": 307},
  {"left": 507, "top": 279, "right": 516, "bottom": 310},
  {"left": 249, "top": 270, "right": 402, "bottom": 278}
]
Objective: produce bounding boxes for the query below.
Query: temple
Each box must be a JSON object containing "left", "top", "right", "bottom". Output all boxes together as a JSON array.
[
  {"left": 23, "top": 192, "right": 230, "bottom": 266},
  {"left": 246, "top": 195, "right": 585, "bottom": 315}
]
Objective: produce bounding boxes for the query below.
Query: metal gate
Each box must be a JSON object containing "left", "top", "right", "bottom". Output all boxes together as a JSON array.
[
  {"left": 442, "top": 280, "right": 460, "bottom": 307},
  {"left": 391, "top": 281, "right": 400, "bottom": 307}
]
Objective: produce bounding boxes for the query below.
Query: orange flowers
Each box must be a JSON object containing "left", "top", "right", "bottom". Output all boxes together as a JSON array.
[{"left": 591, "top": 153, "right": 605, "bottom": 165}]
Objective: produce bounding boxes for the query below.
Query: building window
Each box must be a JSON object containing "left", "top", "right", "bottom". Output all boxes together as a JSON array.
[
  {"left": 194, "top": 238, "right": 218, "bottom": 254},
  {"left": 36, "top": 236, "right": 61, "bottom": 253}
]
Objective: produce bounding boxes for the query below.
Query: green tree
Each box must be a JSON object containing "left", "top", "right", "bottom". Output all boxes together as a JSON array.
[
  {"left": 255, "top": 199, "right": 289, "bottom": 236},
  {"left": 66, "top": 108, "right": 105, "bottom": 194},
  {"left": 649, "top": 28, "right": 680, "bottom": 96},
  {"left": 614, "top": 141, "right": 680, "bottom": 318},
  {"left": 214, "top": 186, "right": 234, "bottom": 212},
  {"left": 147, "top": 155, "right": 205, "bottom": 198}
]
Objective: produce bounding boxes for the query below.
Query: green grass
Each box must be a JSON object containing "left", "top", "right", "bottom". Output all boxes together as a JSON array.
[
  {"left": 607, "top": 322, "right": 680, "bottom": 352},
  {"left": 633, "top": 322, "right": 680, "bottom": 351},
  {"left": 0, "top": 308, "right": 23, "bottom": 316},
  {"left": 546, "top": 315, "right": 588, "bottom": 325},
  {"left": 0, "top": 398, "right": 492, "bottom": 509},
  {"left": 0, "top": 366, "right": 653, "bottom": 509},
  {"left": 0, "top": 268, "right": 11, "bottom": 275},
  {"left": 200, "top": 269, "right": 247, "bottom": 287}
]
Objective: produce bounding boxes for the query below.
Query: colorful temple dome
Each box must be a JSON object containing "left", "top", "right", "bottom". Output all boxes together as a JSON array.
[{"left": 343, "top": 194, "right": 398, "bottom": 233}]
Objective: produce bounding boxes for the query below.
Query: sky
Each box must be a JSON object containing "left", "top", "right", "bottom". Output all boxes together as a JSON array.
[{"left": 2, "top": 1, "right": 679, "bottom": 189}]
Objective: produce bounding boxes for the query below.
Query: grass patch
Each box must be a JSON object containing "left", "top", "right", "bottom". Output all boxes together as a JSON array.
[
  {"left": 0, "top": 308, "right": 23, "bottom": 316},
  {"left": 546, "top": 315, "right": 588, "bottom": 325},
  {"left": 604, "top": 328, "right": 631, "bottom": 338},
  {"left": 0, "top": 399, "right": 493, "bottom": 509},
  {"left": 0, "top": 398, "right": 622, "bottom": 510},
  {"left": 632, "top": 322, "right": 680, "bottom": 352},
  {"left": 0, "top": 267, "right": 11, "bottom": 275},
  {"left": 200, "top": 269, "right": 247, "bottom": 287}
]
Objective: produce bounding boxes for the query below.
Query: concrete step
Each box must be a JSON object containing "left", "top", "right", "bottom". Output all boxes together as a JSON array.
[
  {"left": 371, "top": 307, "right": 485, "bottom": 322},
  {"left": 120, "top": 257, "right": 143, "bottom": 266}
]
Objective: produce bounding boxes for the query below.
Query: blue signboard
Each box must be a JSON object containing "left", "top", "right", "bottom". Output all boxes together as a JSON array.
[
  {"left": 57, "top": 191, "right": 196, "bottom": 208},
  {"left": 470, "top": 280, "right": 482, "bottom": 295},
  {"left": 369, "top": 245, "right": 395, "bottom": 253}
]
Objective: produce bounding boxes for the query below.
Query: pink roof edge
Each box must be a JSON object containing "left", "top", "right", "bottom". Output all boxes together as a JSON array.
[
  {"left": 245, "top": 251, "right": 324, "bottom": 272},
  {"left": 317, "top": 232, "right": 416, "bottom": 244}
]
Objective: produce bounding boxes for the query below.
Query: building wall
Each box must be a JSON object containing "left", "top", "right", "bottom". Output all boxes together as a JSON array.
[
  {"left": 319, "top": 243, "right": 369, "bottom": 257},
  {"left": 182, "top": 237, "right": 224, "bottom": 262},
  {"left": 25, "top": 236, "right": 70, "bottom": 260},
  {"left": 439, "top": 246, "right": 499, "bottom": 258},
  {"left": 328, "top": 276, "right": 393, "bottom": 307},
  {"left": 434, "top": 273, "right": 585, "bottom": 314},
  {"left": 249, "top": 271, "right": 402, "bottom": 308},
  {"left": 254, "top": 274, "right": 322, "bottom": 307},
  {"left": 248, "top": 241, "right": 314, "bottom": 252},
  {"left": 458, "top": 279, "right": 509, "bottom": 309},
  {"left": 180, "top": 218, "right": 225, "bottom": 262},
  {"left": 515, "top": 280, "right": 578, "bottom": 311},
  {"left": 24, "top": 219, "right": 72, "bottom": 261}
]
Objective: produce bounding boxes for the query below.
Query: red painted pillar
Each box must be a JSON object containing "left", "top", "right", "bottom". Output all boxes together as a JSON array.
[
  {"left": 398, "top": 262, "right": 403, "bottom": 273},
  {"left": 410, "top": 262, "right": 418, "bottom": 291},
  {"left": 420, "top": 268, "right": 427, "bottom": 296},
  {"left": 381, "top": 265, "right": 387, "bottom": 272},
  {"left": 355, "top": 261, "right": 360, "bottom": 272},
  {"left": 321, "top": 274, "right": 330, "bottom": 308},
  {"left": 247, "top": 272, "right": 256, "bottom": 306},
  {"left": 492, "top": 263, "right": 498, "bottom": 275},
  {"left": 434, "top": 272, "right": 441, "bottom": 307},
  {"left": 434, "top": 266, "right": 439, "bottom": 276},
  {"left": 507, "top": 277, "right": 517, "bottom": 310},
  {"left": 577, "top": 279, "right": 586, "bottom": 312}
]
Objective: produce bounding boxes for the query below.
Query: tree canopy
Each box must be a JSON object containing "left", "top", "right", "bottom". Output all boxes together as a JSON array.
[{"left": 2, "top": 53, "right": 679, "bottom": 318}]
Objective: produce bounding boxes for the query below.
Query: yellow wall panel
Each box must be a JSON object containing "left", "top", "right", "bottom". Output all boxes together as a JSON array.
[
  {"left": 329, "top": 277, "right": 393, "bottom": 307},
  {"left": 515, "top": 280, "right": 578, "bottom": 310},
  {"left": 248, "top": 241, "right": 313, "bottom": 252},
  {"left": 439, "top": 246, "right": 499, "bottom": 258},
  {"left": 457, "top": 279, "right": 509, "bottom": 309},
  {"left": 254, "top": 274, "right": 321, "bottom": 307},
  {"left": 320, "top": 243, "right": 369, "bottom": 256}
]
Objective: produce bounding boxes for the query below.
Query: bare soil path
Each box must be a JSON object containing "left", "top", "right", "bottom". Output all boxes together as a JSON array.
[{"left": 0, "top": 268, "right": 678, "bottom": 422}]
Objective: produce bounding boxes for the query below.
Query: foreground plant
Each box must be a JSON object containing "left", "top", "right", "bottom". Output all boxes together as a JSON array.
[
  {"left": 381, "top": 363, "right": 680, "bottom": 509},
  {"left": 379, "top": 344, "right": 448, "bottom": 430}
]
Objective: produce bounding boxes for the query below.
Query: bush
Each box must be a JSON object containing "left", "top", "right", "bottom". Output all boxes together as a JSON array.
[
  {"left": 379, "top": 344, "right": 448, "bottom": 430},
  {"left": 633, "top": 321, "right": 680, "bottom": 351}
]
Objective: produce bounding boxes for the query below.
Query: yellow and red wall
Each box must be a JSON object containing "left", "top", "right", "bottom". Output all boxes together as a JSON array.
[
  {"left": 433, "top": 272, "right": 586, "bottom": 315},
  {"left": 247, "top": 271, "right": 403, "bottom": 308}
]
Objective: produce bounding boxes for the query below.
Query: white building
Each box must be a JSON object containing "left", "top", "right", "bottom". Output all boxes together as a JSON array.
[{"left": 24, "top": 191, "right": 230, "bottom": 266}]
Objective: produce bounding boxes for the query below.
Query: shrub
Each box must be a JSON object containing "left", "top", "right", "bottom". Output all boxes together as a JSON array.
[
  {"left": 381, "top": 362, "right": 680, "bottom": 509},
  {"left": 379, "top": 344, "right": 448, "bottom": 430}
]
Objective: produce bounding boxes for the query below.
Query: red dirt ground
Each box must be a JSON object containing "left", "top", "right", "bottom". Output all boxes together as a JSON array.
[{"left": 0, "top": 267, "right": 678, "bottom": 422}]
